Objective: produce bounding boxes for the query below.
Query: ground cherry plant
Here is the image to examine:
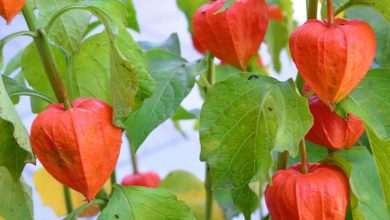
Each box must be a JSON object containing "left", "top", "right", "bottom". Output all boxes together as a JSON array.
[{"left": 0, "top": 0, "right": 390, "bottom": 219}]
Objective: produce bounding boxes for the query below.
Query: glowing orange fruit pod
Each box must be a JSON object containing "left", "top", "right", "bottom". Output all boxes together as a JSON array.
[
  {"left": 289, "top": 19, "right": 376, "bottom": 106},
  {"left": 306, "top": 95, "right": 365, "bottom": 149},
  {"left": 0, "top": 0, "right": 26, "bottom": 24},
  {"left": 30, "top": 98, "right": 122, "bottom": 201},
  {"left": 121, "top": 171, "right": 161, "bottom": 188},
  {"left": 267, "top": 4, "right": 283, "bottom": 21},
  {"left": 192, "top": 0, "right": 268, "bottom": 70},
  {"left": 265, "top": 163, "right": 350, "bottom": 220}
]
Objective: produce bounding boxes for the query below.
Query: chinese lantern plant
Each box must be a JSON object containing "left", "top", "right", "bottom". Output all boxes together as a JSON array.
[{"left": 1, "top": 0, "right": 390, "bottom": 220}]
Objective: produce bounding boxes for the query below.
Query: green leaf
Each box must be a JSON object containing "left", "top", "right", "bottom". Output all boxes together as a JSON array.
[
  {"left": 125, "top": 49, "right": 206, "bottom": 150},
  {"left": 199, "top": 74, "right": 313, "bottom": 217},
  {"left": 0, "top": 167, "right": 33, "bottom": 220},
  {"left": 265, "top": 21, "right": 288, "bottom": 73},
  {"left": 338, "top": 69, "right": 390, "bottom": 140},
  {"left": 71, "top": 32, "right": 111, "bottom": 103},
  {"left": 139, "top": 33, "right": 181, "bottom": 55},
  {"left": 0, "top": 76, "right": 35, "bottom": 179},
  {"left": 159, "top": 170, "right": 204, "bottom": 194},
  {"left": 36, "top": 0, "right": 92, "bottom": 55},
  {"left": 288, "top": 141, "right": 328, "bottom": 166},
  {"left": 124, "top": 0, "right": 140, "bottom": 32},
  {"left": 3, "top": 50, "right": 23, "bottom": 76},
  {"left": 110, "top": 27, "right": 155, "bottom": 126},
  {"left": 21, "top": 43, "right": 66, "bottom": 113},
  {"left": 216, "top": 0, "right": 236, "bottom": 13},
  {"left": 63, "top": 199, "right": 105, "bottom": 220},
  {"left": 172, "top": 106, "right": 200, "bottom": 121},
  {"left": 366, "top": 129, "right": 390, "bottom": 217},
  {"left": 98, "top": 185, "right": 195, "bottom": 220},
  {"left": 2, "top": 75, "right": 55, "bottom": 104},
  {"left": 344, "top": 7, "right": 390, "bottom": 67},
  {"left": 338, "top": 69, "right": 390, "bottom": 216},
  {"left": 334, "top": 0, "right": 390, "bottom": 22},
  {"left": 323, "top": 147, "right": 389, "bottom": 220},
  {"left": 159, "top": 170, "right": 226, "bottom": 220},
  {"left": 176, "top": 0, "right": 208, "bottom": 33}
]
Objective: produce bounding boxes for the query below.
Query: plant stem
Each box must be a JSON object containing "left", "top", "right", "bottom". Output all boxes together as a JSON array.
[
  {"left": 306, "top": 0, "right": 319, "bottom": 20},
  {"left": 205, "top": 53, "right": 215, "bottom": 220},
  {"left": 0, "top": 31, "right": 37, "bottom": 46},
  {"left": 205, "top": 164, "right": 213, "bottom": 220},
  {"left": 300, "top": 140, "right": 309, "bottom": 174},
  {"left": 277, "top": 151, "right": 289, "bottom": 170},
  {"left": 9, "top": 92, "right": 55, "bottom": 104},
  {"left": 334, "top": 1, "right": 374, "bottom": 16},
  {"left": 22, "top": 5, "right": 72, "bottom": 110},
  {"left": 327, "top": 0, "right": 334, "bottom": 27},
  {"left": 128, "top": 140, "right": 139, "bottom": 174},
  {"left": 110, "top": 170, "right": 117, "bottom": 185},
  {"left": 63, "top": 186, "right": 73, "bottom": 214}
]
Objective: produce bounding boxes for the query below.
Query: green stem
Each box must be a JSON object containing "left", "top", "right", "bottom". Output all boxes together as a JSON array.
[
  {"left": 110, "top": 170, "right": 117, "bottom": 185},
  {"left": 63, "top": 186, "right": 73, "bottom": 214},
  {"left": 0, "top": 31, "right": 37, "bottom": 46},
  {"left": 277, "top": 151, "right": 289, "bottom": 170},
  {"left": 300, "top": 140, "right": 309, "bottom": 174},
  {"left": 205, "top": 164, "right": 213, "bottom": 220},
  {"left": 334, "top": 1, "right": 374, "bottom": 16},
  {"left": 22, "top": 5, "right": 72, "bottom": 109},
  {"left": 9, "top": 92, "right": 56, "bottom": 104},
  {"left": 306, "top": 0, "right": 319, "bottom": 20},
  {"left": 205, "top": 53, "right": 215, "bottom": 220},
  {"left": 128, "top": 139, "right": 139, "bottom": 174},
  {"left": 65, "top": 55, "right": 74, "bottom": 99}
]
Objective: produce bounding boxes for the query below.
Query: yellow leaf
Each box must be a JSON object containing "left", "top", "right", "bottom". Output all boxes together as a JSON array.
[
  {"left": 177, "top": 191, "right": 224, "bottom": 220},
  {"left": 0, "top": 216, "right": 5, "bottom": 220},
  {"left": 33, "top": 168, "right": 111, "bottom": 217}
]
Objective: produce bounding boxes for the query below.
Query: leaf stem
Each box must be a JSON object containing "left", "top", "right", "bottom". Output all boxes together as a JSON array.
[
  {"left": 0, "top": 31, "right": 37, "bottom": 47},
  {"left": 300, "top": 140, "right": 309, "bottom": 174},
  {"left": 128, "top": 139, "right": 139, "bottom": 174},
  {"left": 334, "top": 1, "right": 375, "bottom": 16},
  {"left": 205, "top": 164, "right": 213, "bottom": 220},
  {"left": 205, "top": 53, "right": 215, "bottom": 220},
  {"left": 9, "top": 92, "right": 55, "bottom": 104},
  {"left": 22, "top": 4, "right": 72, "bottom": 109},
  {"left": 277, "top": 151, "right": 289, "bottom": 170},
  {"left": 110, "top": 170, "right": 117, "bottom": 185},
  {"left": 306, "top": 0, "right": 319, "bottom": 20},
  {"left": 327, "top": 0, "right": 334, "bottom": 27},
  {"left": 63, "top": 186, "right": 73, "bottom": 214}
]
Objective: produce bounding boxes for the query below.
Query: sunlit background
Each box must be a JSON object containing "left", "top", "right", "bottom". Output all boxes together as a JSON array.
[{"left": 0, "top": 1, "right": 309, "bottom": 219}]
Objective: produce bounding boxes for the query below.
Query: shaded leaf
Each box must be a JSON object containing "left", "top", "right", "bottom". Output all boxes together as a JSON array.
[
  {"left": 36, "top": 0, "right": 91, "bottom": 55},
  {"left": 0, "top": 76, "right": 34, "bottom": 179},
  {"left": 338, "top": 69, "right": 390, "bottom": 216},
  {"left": 0, "top": 167, "right": 33, "bottom": 220},
  {"left": 366, "top": 129, "right": 390, "bottom": 217},
  {"left": 139, "top": 33, "right": 181, "bottom": 55},
  {"left": 288, "top": 140, "right": 328, "bottom": 166},
  {"left": 323, "top": 147, "right": 389, "bottom": 220},
  {"left": 200, "top": 74, "right": 313, "bottom": 217},
  {"left": 3, "top": 50, "right": 23, "bottom": 76},
  {"left": 265, "top": 21, "right": 288, "bottom": 73},
  {"left": 21, "top": 43, "right": 67, "bottom": 113},
  {"left": 345, "top": 7, "right": 390, "bottom": 67},
  {"left": 71, "top": 32, "right": 111, "bottom": 103},
  {"left": 124, "top": 0, "right": 140, "bottom": 31},
  {"left": 125, "top": 48, "right": 206, "bottom": 150},
  {"left": 159, "top": 170, "right": 225, "bottom": 220},
  {"left": 98, "top": 185, "right": 195, "bottom": 220}
]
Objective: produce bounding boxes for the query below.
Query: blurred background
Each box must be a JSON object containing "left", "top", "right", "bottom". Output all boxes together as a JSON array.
[{"left": 0, "top": 0, "right": 307, "bottom": 219}]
